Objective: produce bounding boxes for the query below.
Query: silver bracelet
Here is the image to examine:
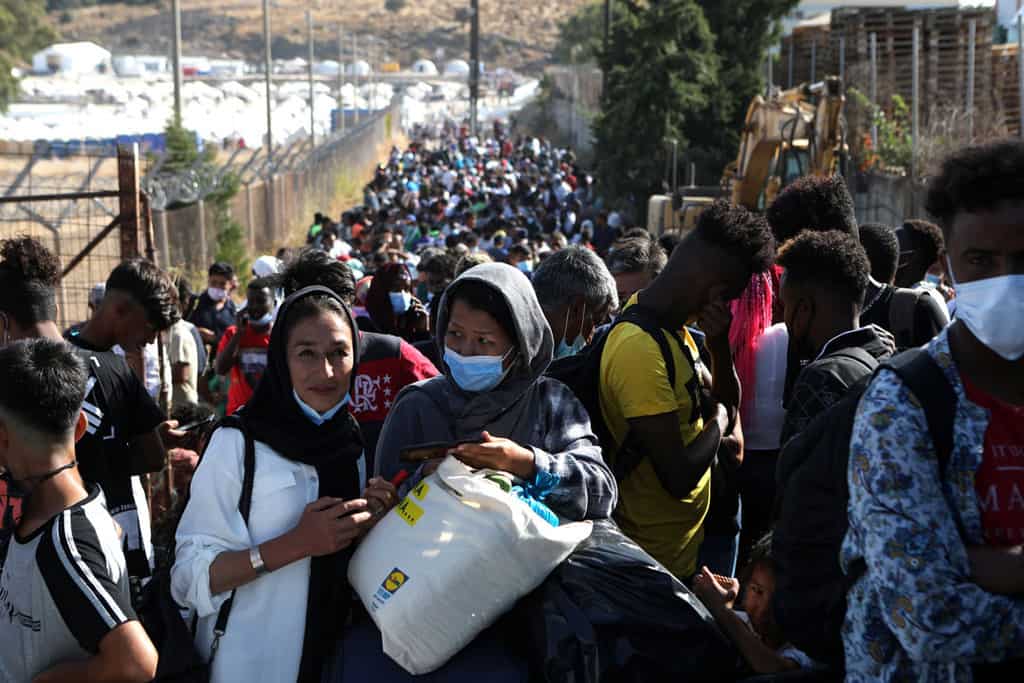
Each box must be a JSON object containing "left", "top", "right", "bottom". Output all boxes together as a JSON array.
[{"left": 249, "top": 546, "right": 268, "bottom": 576}]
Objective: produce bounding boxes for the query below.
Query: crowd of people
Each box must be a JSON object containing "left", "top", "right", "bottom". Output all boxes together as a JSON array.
[{"left": 0, "top": 118, "right": 1021, "bottom": 683}]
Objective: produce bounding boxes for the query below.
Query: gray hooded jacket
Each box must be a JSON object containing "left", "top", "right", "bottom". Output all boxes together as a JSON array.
[{"left": 373, "top": 262, "right": 617, "bottom": 521}]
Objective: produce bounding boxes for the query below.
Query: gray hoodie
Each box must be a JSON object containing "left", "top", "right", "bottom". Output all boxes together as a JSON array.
[{"left": 373, "top": 262, "right": 617, "bottom": 521}]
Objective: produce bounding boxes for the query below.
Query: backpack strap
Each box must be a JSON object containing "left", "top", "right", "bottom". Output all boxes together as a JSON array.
[
  {"left": 889, "top": 288, "right": 925, "bottom": 350},
  {"left": 610, "top": 306, "right": 700, "bottom": 482},
  {"left": 208, "top": 415, "right": 257, "bottom": 661},
  {"left": 882, "top": 349, "right": 957, "bottom": 475}
]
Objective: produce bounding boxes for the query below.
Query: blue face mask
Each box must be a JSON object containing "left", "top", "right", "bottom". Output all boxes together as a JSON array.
[
  {"left": 293, "top": 389, "right": 350, "bottom": 426},
  {"left": 444, "top": 346, "right": 514, "bottom": 393},
  {"left": 390, "top": 291, "right": 412, "bottom": 315},
  {"left": 516, "top": 260, "right": 533, "bottom": 275},
  {"left": 555, "top": 334, "right": 586, "bottom": 360},
  {"left": 250, "top": 310, "right": 275, "bottom": 328},
  {"left": 925, "top": 273, "right": 941, "bottom": 286},
  {"left": 554, "top": 303, "right": 588, "bottom": 360}
]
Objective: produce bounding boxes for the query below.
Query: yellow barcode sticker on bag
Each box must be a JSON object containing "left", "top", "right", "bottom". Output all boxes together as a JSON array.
[
  {"left": 395, "top": 497, "right": 424, "bottom": 527},
  {"left": 412, "top": 482, "right": 429, "bottom": 500}
]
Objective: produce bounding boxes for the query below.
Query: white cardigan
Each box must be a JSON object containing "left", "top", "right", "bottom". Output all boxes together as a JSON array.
[{"left": 171, "top": 426, "right": 364, "bottom": 682}]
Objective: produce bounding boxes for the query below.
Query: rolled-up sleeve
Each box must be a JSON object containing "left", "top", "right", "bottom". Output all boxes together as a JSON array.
[
  {"left": 845, "top": 370, "right": 1024, "bottom": 665},
  {"left": 533, "top": 380, "right": 618, "bottom": 521},
  {"left": 171, "top": 427, "right": 251, "bottom": 618}
]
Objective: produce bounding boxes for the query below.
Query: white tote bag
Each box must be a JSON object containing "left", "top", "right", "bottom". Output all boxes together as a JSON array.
[{"left": 348, "top": 456, "right": 592, "bottom": 674}]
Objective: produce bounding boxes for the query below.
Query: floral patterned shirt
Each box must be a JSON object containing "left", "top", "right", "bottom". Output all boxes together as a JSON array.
[{"left": 842, "top": 329, "right": 1024, "bottom": 682}]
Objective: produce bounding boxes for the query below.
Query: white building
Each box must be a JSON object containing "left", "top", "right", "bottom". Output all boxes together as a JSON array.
[{"left": 32, "top": 42, "right": 112, "bottom": 76}]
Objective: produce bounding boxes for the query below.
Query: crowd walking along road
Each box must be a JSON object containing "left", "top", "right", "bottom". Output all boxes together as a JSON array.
[{"left": 0, "top": 114, "right": 1022, "bottom": 683}]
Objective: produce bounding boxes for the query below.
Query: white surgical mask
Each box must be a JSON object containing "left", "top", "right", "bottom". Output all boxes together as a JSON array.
[
  {"left": 293, "top": 389, "right": 350, "bottom": 426},
  {"left": 207, "top": 287, "right": 228, "bottom": 302},
  {"left": 947, "top": 257, "right": 1024, "bottom": 361}
]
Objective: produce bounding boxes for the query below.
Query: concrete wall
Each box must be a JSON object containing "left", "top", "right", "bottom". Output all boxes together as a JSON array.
[{"left": 852, "top": 170, "right": 928, "bottom": 227}]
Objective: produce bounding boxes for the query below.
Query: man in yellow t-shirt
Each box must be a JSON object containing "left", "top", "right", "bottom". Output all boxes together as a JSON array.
[{"left": 598, "top": 201, "right": 776, "bottom": 580}]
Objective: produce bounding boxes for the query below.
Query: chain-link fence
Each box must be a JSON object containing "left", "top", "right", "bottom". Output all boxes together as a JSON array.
[
  {"left": 0, "top": 154, "right": 128, "bottom": 329},
  {"left": 1, "top": 99, "right": 404, "bottom": 308},
  {"left": 158, "top": 97, "right": 405, "bottom": 274}
]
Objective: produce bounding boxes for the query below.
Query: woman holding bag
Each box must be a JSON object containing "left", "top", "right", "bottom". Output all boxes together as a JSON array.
[
  {"left": 171, "top": 286, "right": 396, "bottom": 683},
  {"left": 374, "top": 261, "right": 617, "bottom": 522}
]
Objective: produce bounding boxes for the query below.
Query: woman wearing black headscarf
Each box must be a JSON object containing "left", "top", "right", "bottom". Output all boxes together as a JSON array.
[{"left": 172, "top": 286, "right": 397, "bottom": 683}]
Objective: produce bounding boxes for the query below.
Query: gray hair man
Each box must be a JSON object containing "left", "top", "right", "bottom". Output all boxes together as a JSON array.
[
  {"left": 606, "top": 237, "right": 668, "bottom": 308},
  {"left": 533, "top": 246, "right": 618, "bottom": 359}
]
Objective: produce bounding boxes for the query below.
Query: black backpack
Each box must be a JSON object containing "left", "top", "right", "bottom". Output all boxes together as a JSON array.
[
  {"left": 136, "top": 415, "right": 256, "bottom": 681},
  {"left": 546, "top": 305, "right": 700, "bottom": 481},
  {"left": 771, "top": 349, "right": 956, "bottom": 669}
]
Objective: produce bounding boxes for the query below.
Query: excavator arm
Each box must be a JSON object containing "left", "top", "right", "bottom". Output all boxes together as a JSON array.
[{"left": 726, "top": 76, "right": 845, "bottom": 209}]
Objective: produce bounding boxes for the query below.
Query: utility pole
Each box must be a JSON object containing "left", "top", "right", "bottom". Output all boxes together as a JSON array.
[
  {"left": 870, "top": 32, "right": 878, "bottom": 151},
  {"left": 912, "top": 24, "right": 920, "bottom": 180},
  {"left": 307, "top": 9, "right": 315, "bottom": 147},
  {"left": 171, "top": 0, "right": 183, "bottom": 125},
  {"left": 262, "top": 0, "right": 273, "bottom": 163},
  {"left": 469, "top": 0, "right": 480, "bottom": 137},
  {"left": 967, "top": 18, "right": 976, "bottom": 141},
  {"left": 1019, "top": 14, "right": 1024, "bottom": 138},
  {"left": 353, "top": 32, "right": 360, "bottom": 126},
  {"left": 602, "top": 0, "right": 612, "bottom": 92},
  {"left": 337, "top": 25, "right": 345, "bottom": 135}
]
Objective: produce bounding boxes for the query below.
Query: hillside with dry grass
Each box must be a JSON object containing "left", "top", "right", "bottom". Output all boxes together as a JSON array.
[{"left": 50, "top": 0, "right": 593, "bottom": 74}]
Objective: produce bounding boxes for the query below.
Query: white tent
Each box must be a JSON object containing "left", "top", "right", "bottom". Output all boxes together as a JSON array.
[
  {"left": 444, "top": 59, "right": 470, "bottom": 76},
  {"left": 32, "top": 42, "right": 112, "bottom": 76},
  {"left": 347, "top": 60, "right": 372, "bottom": 76},
  {"left": 412, "top": 59, "right": 439, "bottom": 76},
  {"left": 315, "top": 60, "right": 341, "bottom": 76}
]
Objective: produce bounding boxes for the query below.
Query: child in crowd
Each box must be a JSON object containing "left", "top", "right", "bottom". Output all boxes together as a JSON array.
[{"left": 693, "top": 544, "right": 820, "bottom": 675}]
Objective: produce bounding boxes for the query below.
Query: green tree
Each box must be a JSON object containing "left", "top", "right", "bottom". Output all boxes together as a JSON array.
[
  {"left": 593, "top": 0, "right": 719, "bottom": 209},
  {"left": 687, "top": 0, "right": 799, "bottom": 181},
  {"left": 161, "top": 117, "right": 250, "bottom": 278},
  {"left": 0, "top": 0, "right": 56, "bottom": 112},
  {"left": 553, "top": 0, "right": 625, "bottom": 64},
  {"left": 163, "top": 118, "right": 201, "bottom": 174}
]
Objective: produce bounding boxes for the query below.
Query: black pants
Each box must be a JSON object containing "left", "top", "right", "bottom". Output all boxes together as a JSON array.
[{"left": 735, "top": 449, "right": 779, "bottom": 571}]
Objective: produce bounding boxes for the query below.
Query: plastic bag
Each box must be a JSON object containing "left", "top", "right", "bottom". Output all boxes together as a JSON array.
[
  {"left": 348, "top": 456, "right": 592, "bottom": 675},
  {"left": 520, "top": 519, "right": 742, "bottom": 682}
]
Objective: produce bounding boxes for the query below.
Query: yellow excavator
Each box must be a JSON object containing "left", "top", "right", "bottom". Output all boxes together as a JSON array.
[{"left": 648, "top": 76, "right": 847, "bottom": 235}]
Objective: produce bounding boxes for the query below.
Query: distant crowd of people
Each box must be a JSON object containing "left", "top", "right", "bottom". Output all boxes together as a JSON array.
[{"left": 0, "top": 120, "right": 1021, "bottom": 683}]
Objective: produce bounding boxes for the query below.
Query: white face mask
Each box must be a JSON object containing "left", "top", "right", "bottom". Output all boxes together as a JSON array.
[
  {"left": 207, "top": 287, "right": 228, "bottom": 302},
  {"left": 948, "top": 258, "right": 1024, "bottom": 361}
]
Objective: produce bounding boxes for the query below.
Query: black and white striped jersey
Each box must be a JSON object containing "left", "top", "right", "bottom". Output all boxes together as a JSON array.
[{"left": 0, "top": 485, "right": 135, "bottom": 681}]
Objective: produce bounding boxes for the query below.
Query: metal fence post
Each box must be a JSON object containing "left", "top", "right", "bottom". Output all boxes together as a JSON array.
[
  {"left": 810, "top": 38, "right": 817, "bottom": 82},
  {"left": 1019, "top": 14, "right": 1024, "bottom": 139},
  {"left": 245, "top": 183, "right": 255, "bottom": 251},
  {"left": 967, "top": 18, "right": 976, "bottom": 141},
  {"left": 157, "top": 209, "right": 171, "bottom": 268},
  {"left": 839, "top": 34, "right": 846, "bottom": 82},
  {"left": 870, "top": 32, "right": 878, "bottom": 151},
  {"left": 788, "top": 37, "right": 794, "bottom": 88},
  {"left": 197, "top": 198, "right": 208, "bottom": 269},
  {"left": 117, "top": 144, "right": 141, "bottom": 259},
  {"left": 912, "top": 24, "right": 920, "bottom": 181}
]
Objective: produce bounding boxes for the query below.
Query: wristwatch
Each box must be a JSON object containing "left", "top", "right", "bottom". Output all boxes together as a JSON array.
[{"left": 249, "top": 546, "right": 268, "bottom": 576}]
